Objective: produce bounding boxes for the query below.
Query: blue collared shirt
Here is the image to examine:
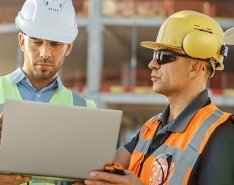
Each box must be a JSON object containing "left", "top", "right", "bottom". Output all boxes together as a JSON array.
[{"left": 10, "top": 68, "right": 64, "bottom": 102}]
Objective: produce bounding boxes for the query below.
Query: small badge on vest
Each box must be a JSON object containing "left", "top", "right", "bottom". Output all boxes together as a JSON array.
[{"left": 150, "top": 153, "right": 175, "bottom": 185}]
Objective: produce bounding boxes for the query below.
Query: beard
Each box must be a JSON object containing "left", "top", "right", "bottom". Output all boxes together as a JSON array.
[{"left": 27, "top": 58, "right": 62, "bottom": 81}]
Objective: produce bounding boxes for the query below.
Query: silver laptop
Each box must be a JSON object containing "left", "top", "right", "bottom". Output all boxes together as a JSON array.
[{"left": 0, "top": 99, "right": 122, "bottom": 181}]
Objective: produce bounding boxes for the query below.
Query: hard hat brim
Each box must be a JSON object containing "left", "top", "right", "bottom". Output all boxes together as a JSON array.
[{"left": 140, "top": 41, "right": 182, "bottom": 51}]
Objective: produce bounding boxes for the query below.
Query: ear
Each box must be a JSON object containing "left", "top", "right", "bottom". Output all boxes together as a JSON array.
[
  {"left": 189, "top": 60, "right": 204, "bottom": 78},
  {"left": 65, "top": 42, "right": 74, "bottom": 56},
  {"left": 18, "top": 32, "right": 25, "bottom": 51}
]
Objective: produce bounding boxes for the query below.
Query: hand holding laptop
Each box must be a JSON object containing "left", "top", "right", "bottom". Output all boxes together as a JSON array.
[
  {"left": 73, "top": 170, "right": 143, "bottom": 185},
  {"left": 0, "top": 172, "right": 31, "bottom": 185}
]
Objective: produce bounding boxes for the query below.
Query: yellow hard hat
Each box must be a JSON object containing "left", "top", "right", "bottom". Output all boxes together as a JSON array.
[{"left": 141, "top": 10, "right": 228, "bottom": 70}]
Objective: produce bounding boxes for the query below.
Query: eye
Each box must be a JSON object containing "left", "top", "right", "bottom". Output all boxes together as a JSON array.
[
  {"left": 157, "top": 51, "right": 176, "bottom": 64},
  {"left": 163, "top": 53, "right": 176, "bottom": 63},
  {"left": 31, "top": 39, "right": 43, "bottom": 45},
  {"left": 50, "top": 41, "right": 64, "bottom": 47}
]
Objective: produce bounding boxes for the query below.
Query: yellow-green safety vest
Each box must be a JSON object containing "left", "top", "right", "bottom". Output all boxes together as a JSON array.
[{"left": 0, "top": 75, "right": 96, "bottom": 110}]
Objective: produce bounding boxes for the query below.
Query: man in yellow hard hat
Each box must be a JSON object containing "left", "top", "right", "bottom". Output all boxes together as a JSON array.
[
  {"left": 0, "top": 0, "right": 96, "bottom": 185},
  {"left": 76, "top": 10, "right": 234, "bottom": 185}
]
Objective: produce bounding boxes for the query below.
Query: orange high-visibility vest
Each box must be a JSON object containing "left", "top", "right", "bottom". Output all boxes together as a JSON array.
[{"left": 129, "top": 103, "right": 231, "bottom": 185}]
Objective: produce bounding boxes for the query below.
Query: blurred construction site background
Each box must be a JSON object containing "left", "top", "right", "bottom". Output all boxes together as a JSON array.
[{"left": 0, "top": 0, "right": 234, "bottom": 146}]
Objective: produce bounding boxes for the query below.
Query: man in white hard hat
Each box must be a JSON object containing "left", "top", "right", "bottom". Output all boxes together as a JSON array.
[
  {"left": 75, "top": 10, "right": 234, "bottom": 185},
  {"left": 0, "top": 0, "right": 96, "bottom": 185}
]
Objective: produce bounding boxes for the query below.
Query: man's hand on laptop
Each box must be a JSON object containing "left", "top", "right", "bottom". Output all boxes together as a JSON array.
[
  {"left": 73, "top": 170, "right": 144, "bottom": 185},
  {"left": 0, "top": 112, "right": 3, "bottom": 140},
  {"left": 0, "top": 174, "right": 31, "bottom": 185}
]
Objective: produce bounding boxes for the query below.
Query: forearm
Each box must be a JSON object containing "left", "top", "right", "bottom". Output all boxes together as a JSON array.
[{"left": 113, "top": 146, "right": 132, "bottom": 169}]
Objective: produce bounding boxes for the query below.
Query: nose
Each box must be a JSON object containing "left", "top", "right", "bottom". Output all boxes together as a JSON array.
[
  {"left": 148, "top": 57, "right": 160, "bottom": 70},
  {"left": 39, "top": 42, "right": 52, "bottom": 59}
]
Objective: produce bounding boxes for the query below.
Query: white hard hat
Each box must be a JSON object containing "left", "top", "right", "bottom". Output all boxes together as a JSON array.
[{"left": 15, "top": 0, "right": 78, "bottom": 43}]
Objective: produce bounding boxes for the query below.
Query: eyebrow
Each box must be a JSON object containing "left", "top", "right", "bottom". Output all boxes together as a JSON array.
[
  {"left": 29, "top": 37, "right": 41, "bottom": 41},
  {"left": 27, "top": 36, "right": 64, "bottom": 44}
]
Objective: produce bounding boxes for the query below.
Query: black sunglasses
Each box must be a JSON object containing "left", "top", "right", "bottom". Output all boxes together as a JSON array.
[{"left": 153, "top": 49, "right": 209, "bottom": 65}]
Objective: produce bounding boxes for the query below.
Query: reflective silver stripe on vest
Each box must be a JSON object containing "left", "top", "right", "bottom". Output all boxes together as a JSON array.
[
  {"left": 189, "top": 109, "right": 223, "bottom": 152},
  {"left": 135, "top": 109, "right": 225, "bottom": 185},
  {"left": 72, "top": 93, "right": 86, "bottom": 107},
  {"left": 0, "top": 103, "right": 4, "bottom": 112},
  {"left": 136, "top": 116, "right": 160, "bottom": 151},
  {"left": 135, "top": 136, "right": 151, "bottom": 153},
  {"left": 168, "top": 109, "right": 224, "bottom": 185},
  {"left": 136, "top": 116, "right": 160, "bottom": 152}
]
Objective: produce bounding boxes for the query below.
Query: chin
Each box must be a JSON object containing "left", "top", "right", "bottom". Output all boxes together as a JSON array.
[
  {"left": 152, "top": 85, "right": 160, "bottom": 93},
  {"left": 153, "top": 88, "right": 161, "bottom": 94},
  {"left": 152, "top": 87, "right": 167, "bottom": 95}
]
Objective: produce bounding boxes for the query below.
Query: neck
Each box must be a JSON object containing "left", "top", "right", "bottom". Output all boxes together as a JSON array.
[
  {"left": 28, "top": 77, "right": 56, "bottom": 91},
  {"left": 167, "top": 84, "right": 206, "bottom": 123}
]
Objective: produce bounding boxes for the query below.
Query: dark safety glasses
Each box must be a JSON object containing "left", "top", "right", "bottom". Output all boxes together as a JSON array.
[
  {"left": 153, "top": 49, "right": 193, "bottom": 65},
  {"left": 153, "top": 49, "right": 209, "bottom": 65}
]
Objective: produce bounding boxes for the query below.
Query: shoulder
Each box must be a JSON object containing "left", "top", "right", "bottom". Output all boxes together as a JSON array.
[
  {"left": 0, "top": 75, "right": 13, "bottom": 89},
  {"left": 213, "top": 117, "right": 234, "bottom": 139},
  {"left": 199, "top": 117, "right": 234, "bottom": 166},
  {"left": 198, "top": 116, "right": 234, "bottom": 165},
  {"left": 207, "top": 118, "right": 234, "bottom": 149},
  {"left": 0, "top": 74, "right": 10, "bottom": 80},
  {"left": 192, "top": 118, "right": 234, "bottom": 185}
]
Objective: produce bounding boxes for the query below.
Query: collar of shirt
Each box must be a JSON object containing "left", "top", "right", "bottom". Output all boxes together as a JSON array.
[
  {"left": 158, "top": 89, "right": 210, "bottom": 133},
  {"left": 10, "top": 68, "right": 64, "bottom": 92}
]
